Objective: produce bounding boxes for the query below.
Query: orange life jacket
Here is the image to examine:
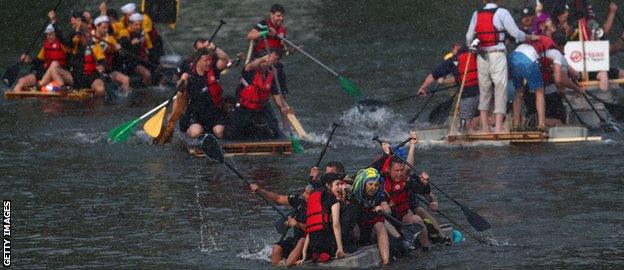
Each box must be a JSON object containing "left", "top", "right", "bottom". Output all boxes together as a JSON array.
[
  {"left": 42, "top": 39, "right": 67, "bottom": 69},
  {"left": 238, "top": 69, "right": 274, "bottom": 111},
  {"left": 305, "top": 191, "right": 330, "bottom": 234},
  {"left": 456, "top": 51, "right": 479, "bottom": 88},
  {"left": 529, "top": 36, "right": 557, "bottom": 86},
  {"left": 475, "top": 8, "right": 502, "bottom": 48}
]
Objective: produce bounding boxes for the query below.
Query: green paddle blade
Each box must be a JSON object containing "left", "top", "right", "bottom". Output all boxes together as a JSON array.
[
  {"left": 290, "top": 133, "right": 304, "bottom": 154},
  {"left": 108, "top": 118, "right": 141, "bottom": 143},
  {"left": 339, "top": 76, "right": 363, "bottom": 99}
]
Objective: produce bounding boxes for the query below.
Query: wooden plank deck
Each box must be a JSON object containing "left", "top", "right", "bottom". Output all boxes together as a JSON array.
[
  {"left": 4, "top": 88, "right": 94, "bottom": 101},
  {"left": 447, "top": 131, "right": 548, "bottom": 143}
]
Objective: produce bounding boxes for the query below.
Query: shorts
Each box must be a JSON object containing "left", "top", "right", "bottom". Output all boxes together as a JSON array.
[
  {"left": 459, "top": 95, "right": 480, "bottom": 120},
  {"left": 74, "top": 74, "right": 99, "bottom": 89},
  {"left": 275, "top": 236, "right": 301, "bottom": 258},
  {"left": 179, "top": 110, "right": 224, "bottom": 133},
  {"left": 509, "top": 51, "right": 543, "bottom": 92}
]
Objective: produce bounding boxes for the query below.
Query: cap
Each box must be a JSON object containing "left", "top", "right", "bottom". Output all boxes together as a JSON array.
[
  {"left": 128, "top": 13, "right": 143, "bottom": 22},
  {"left": 93, "top": 16, "right": 110, "bottom": 26},
  {"left": 44, "top": 24, "right": 55, "bottom": 34},
  {"left": 521, "top": 6, "right": 535, "bottom": 17},
  {"left": 320, "top": 173, "right": 342, "bottom": 186},
  {"left": 121, "top": 3, "right": 137, "bottom": 14}
]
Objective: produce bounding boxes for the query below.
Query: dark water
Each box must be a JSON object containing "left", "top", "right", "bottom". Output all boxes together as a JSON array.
[{"left": 1, "top": 0, "right": 624, "bottom": 269}]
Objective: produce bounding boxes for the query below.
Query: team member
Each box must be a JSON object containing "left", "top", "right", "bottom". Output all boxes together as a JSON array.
[
  {"left": 71, "top": 25, "right": 108, "bottom": 96},
  {"left": 113, "top": 2, "right": 163, "bottom": 66},
  {"left": 518, "top": 6, "right": 535, "bottom": 34},
  {"left": 13, "top": 11, "right": 73, "bottom": 92},
  {"left": 466, "top": 0, "right": 534, "bottom": 133},
  {"left": 249, "top": 183, "right": 311, "bottom": 266},
  {"left": 247, "top": 4, "right": 289, "bottom": 94},
  {"left": 297, "top": 173, "right": 346, "bottom": 264},
  {"left": 224, "top": 51, "right": 289, "bottom": 140},
  {"left": 93, "top": 15, "right": 131, "bottom": 93},
  {"left": 418, "top": 42, "right": 480, "bottom": 133},
  {"left": 117, "top": 13, "right": 152, "bottom": 85}
]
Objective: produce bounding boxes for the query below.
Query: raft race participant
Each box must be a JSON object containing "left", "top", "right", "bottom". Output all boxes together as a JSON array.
[
  {"left": 92, "top": 15, "right": 132, "bottom": 94},
  {"left": 297, "top": 173, "right": 346, "bottom": 265},
  {"left": 249, "top": 183, "right": 311, "bottom": 266},
  {"left": 71, "top": 25, "right": 108, "bottom": 96},
  {"left": 113, "top": 2, "right": 164, "bottom": 66},
  {"left": 117, "top": 13, "right": 153, "bottom": 86},
  {"left": 223, "top": 51, "right": 290, "bottom": 140},
  {"left": 466, "top": 0, "right": 536, "bottom": 133},
  {"left": 417, "top": 42, "right": 480, "bottom": 133},
  {"left": 155, "top": 44, "right": 229, "bottom": 144},
  {"left": 376, "top": 132, "right": 448, "bottom": 250},
  {"left": 12, "top": 10, "right": 73, "bottom": 92},
  {"left": 247, "top": 3, "right": 289, "bottom": 95}
]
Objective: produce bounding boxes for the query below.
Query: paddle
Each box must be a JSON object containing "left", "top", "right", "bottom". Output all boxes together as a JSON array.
[
  {"left": 581, "top": 93, "right": 622, "bottom": 132},
  {"left": 450, "top": 51, "right": 474, "bottom": 134},
  {"left": 428, "top": 92, "right": 457, "bottom": 125},
  {"left": 108, "top": 97, "right": 177, "bottom": 142},
  {"left": 277, "top": 36, "right": 363, "bottom": 99},
  {"left": 199, "top": 134, "right": 290, "bottom": 222},
  {"left": 346, "top": 136, "right": 413, "bottom": 182},
  {"left": 560, "top": 91, "right": 592, "bottom": 128},
  {"left": 143, "top": 20, "right": 227, "bottom": 138},
  {"left": 2, "top": 0, "right": 62, "bottom": 87},
  {"left": 408, "top": 84, "right": 453, "bottom": 124},
  {"left": 585, "top": 91, "right": 624, "bottom": 122},
  {"left": 414, "top": 195, "right": 487, "bottom": 244},
  {"left": 373, "top": 136, "right": 491, "bottom": 232},
  {"left": 357, "top": 85, "right": 457, "bottom": 114}
]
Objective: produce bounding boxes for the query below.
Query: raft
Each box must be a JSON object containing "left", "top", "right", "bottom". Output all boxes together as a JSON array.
[
  {"left": 310, "top": 223, "right": 454, "bottom": 268},
  {"left": 178, "top": 132, "right": 292, "bottom": 157},
  {"left": 415, "top": 126, "right": 601, "bottom": 145},
  {"left": 3, "top": 87, "right": 95, "bottom": 101}
]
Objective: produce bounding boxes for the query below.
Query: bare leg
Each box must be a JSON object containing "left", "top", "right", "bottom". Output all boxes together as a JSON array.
[
  {"left": 212, "top": 124, "right": 225, "bottom": 139},
  {"left": 372, "top": 222, "right": 390, "bottom": 265},
  {"left": 535, "top": 88, "right": 546, "bottom": 127},
  {"left": 597, "top": 71, "right": 609, "bottom": 91},
  {"left": 479, "top": 110, "right": 491, "bottom": 133},
  {"left": 135, "top": 65, "right": 151, "bottom": 85},
  {"left": 91, "top": 78, "right": 105, "bottom": 97},
  {"left": 494, "top": 113, "right": 505, "bottom": 133},
  {"left": 270, "top": 244, "right": 283, "bottom": 265},
  {"left": 403, "top": 211, "right": 429, "bottom": 248},
  {"left": 284, "top": 238, "right": 305, "bottom": 267},
  {"left": 468, "top": 117, "right": 480, "bottom": 132},
  {"left": 187, "top": 123, "right": 204, "bottom": 139},
  {"left": 414, "top": 207, "right": 442, "bottom": 234},
  {"left": 12, "top": 74, "right": 37, "bottom": 92},
  {"left": 111, "top": 71, "right": 131, "bottom": 93},
  {"left": 512, "top": 89, "right": 523, "bottom": 128}
]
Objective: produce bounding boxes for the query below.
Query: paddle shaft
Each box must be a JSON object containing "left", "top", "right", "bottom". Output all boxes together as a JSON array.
[
  {"left": 347, "top": 136, "right": 412, "bottom": 181},
  {"left": 315, "top": 123, "right": 340, "bottom": 167},
  {"left": 408, "top": 84, "right": 447, "bottom": 124},
  {"left": 585, "top": 91, "right": 624, "bottom": 119},
  {"left": 415, "top": 196, "right": 486, "bottom": 243},
  {"left": 277, "top": 36, "right": 340, "bottom": 78},
  {"left": 25, "top": 0, "right": 62, "bottom": 56},
  {"left": 222, "top": 161, "right": 289, "bottom": 219},
  {"left": 561, "top": 92, "right": 591, "bottom": 127},
  {"left": 581, "top": 93, "right": 609, "bottom": 125},
  {"left": 140, "top": 97, "right": 176, "bottom": 120},
  {"left": 346, "top": 190, "right": 410, "bottom": 234}
]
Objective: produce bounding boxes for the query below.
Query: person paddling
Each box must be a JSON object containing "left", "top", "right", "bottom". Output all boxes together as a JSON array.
[
  {"left": 249, "top": 183, "right": 311, "bottom": 266},
  {"left": 71, "top": 25, "right": 108, "bottom": 96},
  {"left": 466, "top": 0, "right": 536, "bottom": 133},
  {"left": 117, "top": 13, "right": 152, "bottom": 86},
  {"left": 93, "top": 15, "right": 131, "bottom": 94}
]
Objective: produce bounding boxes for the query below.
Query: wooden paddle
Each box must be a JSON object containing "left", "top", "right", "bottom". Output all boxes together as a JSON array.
[
  {"left": 199, "top": 134, "right": 290, "bottom": 220},
  {"left": 373, "top": 136, "right": 492, "bottom": 232},
  {"left": 142, "top": 20, "right": 227, "bottom": 139},
  {"left": 2, "top": 0, "right": 62, "bottom": 87},
  {"left": 449, "top": 51, "right": 474, "bottom": 134}
]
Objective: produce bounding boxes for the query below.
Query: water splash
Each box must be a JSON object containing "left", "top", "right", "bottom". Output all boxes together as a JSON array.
[
  {"left": 72, "top": 132, "right": 107, "bottom": 144},
  {"left": 237, "top": 244, "right": 273, "bottom": 262}
]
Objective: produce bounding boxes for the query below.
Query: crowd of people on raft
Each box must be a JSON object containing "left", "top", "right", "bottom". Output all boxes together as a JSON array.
[
  {"left": 417, "top": 0, "right": 624, "bottom": 134},
  {"left": 13, "top": 2, "right": 165, "bottom": 97},
  {"left": 249, "top": 131, "right": 449, "bottom": 266}
]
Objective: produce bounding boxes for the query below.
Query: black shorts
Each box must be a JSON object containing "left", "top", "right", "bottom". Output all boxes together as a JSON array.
[
  {"left": 179, "top": 111, "right": 224, "bottom": 133},
  {"left": 74, "top": 74, "right": 100, "bottom": 89},
  {"left": 275, "top": 236, "right": 301, "bottom": 258},
  {"left": 545, "top": 93, "right": 566, "bottom": 123}
]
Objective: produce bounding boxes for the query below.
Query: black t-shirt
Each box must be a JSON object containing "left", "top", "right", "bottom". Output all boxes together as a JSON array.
[
  {"left": 184, "top": 57, "right": 221, "bottom": 115},
  {"left": 287, "top": 194, "right": 307, "bottom": 239},
  {"left": 430, "top": 51, "right": 479, "bottom": 98},
  {"left": 406, "top": 173, "right": 432, "bottom": 211}
]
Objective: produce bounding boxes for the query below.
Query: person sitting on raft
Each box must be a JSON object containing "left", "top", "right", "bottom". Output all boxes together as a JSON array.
[
  {"left": 12, "top": 10, "right": 73, "bottom": 92},
  {"left": 350, "top": 168, "right": 392, "bottom": 266},
  {"left": 249, "top": 183, "right": 312, "bottom": 266},
  {"left": 70, "top": 25, "right": 108, "bottom": 96},
  {"left": 297, "top": 173, "right": 346, "bottom": 265},
  {"left": 155, "top": 45, "right": 230, "bottom": 144}
]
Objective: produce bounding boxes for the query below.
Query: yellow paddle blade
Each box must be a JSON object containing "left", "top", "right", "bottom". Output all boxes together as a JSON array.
[{"left": 143, "top": 106, "right": 167, "bottom": 138}]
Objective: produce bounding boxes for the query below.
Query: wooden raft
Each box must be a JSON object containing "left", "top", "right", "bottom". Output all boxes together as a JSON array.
[
  {"left": 4, "top": 88, "right": 94, "bottom": 101},
  {"left": 447, "top": 131, "right": 549, "bottom": 143},
  {"left": 185, "top": 139, "right": 292, "bottom": 158}
]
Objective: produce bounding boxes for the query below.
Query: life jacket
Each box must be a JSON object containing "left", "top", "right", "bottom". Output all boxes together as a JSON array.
[
  {"left": 305, "top": 191, "right": 331, "bottom": 234},
  {"left": 42, "top": 39, "right": 67, "bottom": 69},
  {"left": 96, "top": 36, "right": 115, "bottom": 70},
  {"left": 475, "top": 8, "right": 502, "bottom": 47},
  {"left": 528, "top": 36, "right": 557, "bottom": 86},
  {"left": 206, "top": 59, "right": 223, "bottom": 109},
  {"left": 359, "top": 205, "right": 385, "bottom": 229},
  {"left": 384, "top": 179, "right": 410, "bottom": 220},
  {"left": 254, "top": 19, "right": 286, "bottom": 53},
  {"left": 129, "top": 28, "right": 148, "bottom": 61},
  {"left": 238, "top": 69, "right": 274, "bottom": 111},
  {"left": 82, "top": 41, "right": 98, "bottom": 76},
  {"left": 456, "top": 51, "right": 479, "bottom": 88}
]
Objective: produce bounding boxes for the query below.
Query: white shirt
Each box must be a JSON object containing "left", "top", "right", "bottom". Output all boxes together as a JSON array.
[
  {"left": 515, "top": 44, "right": 564, "bottom": 65},
  {"left": 466, "top": 3, "right": 527, "bottom": 51}
]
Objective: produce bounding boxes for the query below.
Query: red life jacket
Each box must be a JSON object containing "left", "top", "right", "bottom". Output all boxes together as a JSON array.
[
  {"left": 254, "top": 19, "right": 286, "bottom": 53},
  {"left": 83, "top": 42, "right": 97, "bottom": 76},
  {"left": 528, "top": 36, "right": 557, "bottom": 86},
  {"left": 305, "top": 191, "right": 330, "bottom": 234},
  {"left": 42, "top": 39, "right": 67, "bottom": 69},
  {"left": 456, "top": 52, "right": 479, "bottom": 88},
  {"left": 384, "top": 179, "right": 410, "bottom": 220},
  {"left": 206, "top": 64, "right": 223, "bottom": 109},
  {"left": 238, "top": 69, "right": 274, "bottom": 111},
  {"left": 475, "top": 8, "right": 502, "bottom": 47}
]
